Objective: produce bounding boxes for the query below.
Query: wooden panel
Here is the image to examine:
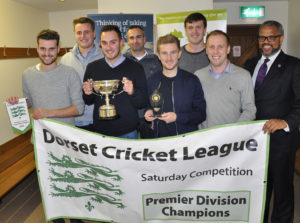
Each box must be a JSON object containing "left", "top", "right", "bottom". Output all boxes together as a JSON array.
[
  {"left": 0, "top": 140, "right": 33, "bottom": 172},
  {"left": 0, "top": 130, "right": 33, "bottom": 172},
  {"left": 0, "top": 151, "right": 36, "bottom": 197},
  {"left": 0, "top": 130, "right": 32, "bottom": 154},
  {"left": 227, "top": 24, "right": 260, "bottom": 67},
  {"left": 0, "top": 47, "right": 72, "bottom": 60}
]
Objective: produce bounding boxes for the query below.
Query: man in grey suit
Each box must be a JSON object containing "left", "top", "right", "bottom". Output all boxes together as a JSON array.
[{"left": 244, "top": 20, "right": 300, "bottom": 223}]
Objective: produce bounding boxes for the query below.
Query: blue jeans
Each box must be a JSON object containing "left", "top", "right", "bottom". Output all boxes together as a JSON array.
[{"left": 118, "top": 130, "right": 138, "bottom": 139}]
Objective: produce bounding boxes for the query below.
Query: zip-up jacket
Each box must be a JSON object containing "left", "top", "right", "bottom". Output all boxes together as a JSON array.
[
  {"left": 146, "top": 69, "right": 206, "bottom": 137},
  {"left": 124, "top": 48, "right": 162, "bottom": 80}
]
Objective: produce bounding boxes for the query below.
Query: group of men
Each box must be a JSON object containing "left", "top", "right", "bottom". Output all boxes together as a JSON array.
[{"left": 6, "top": 12, "right": 300, "bottom": 223}]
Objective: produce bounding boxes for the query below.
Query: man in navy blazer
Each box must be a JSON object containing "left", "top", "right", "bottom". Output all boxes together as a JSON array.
[{"left": 244, "top": 20, "right": 300, "bottom": 223}]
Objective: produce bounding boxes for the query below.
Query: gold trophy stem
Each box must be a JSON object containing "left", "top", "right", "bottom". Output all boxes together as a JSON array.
[{"left": 105, "top": 94, "right": 110, "bottom": 106}]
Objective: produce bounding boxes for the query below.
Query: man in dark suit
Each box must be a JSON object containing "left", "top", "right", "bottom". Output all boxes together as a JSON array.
[{"left": 244, "top": 20, "right": 300, "bottom": 223}]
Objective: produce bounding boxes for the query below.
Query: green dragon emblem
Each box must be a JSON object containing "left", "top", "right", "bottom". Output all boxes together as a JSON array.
[
  {"left": 10, "top": 106, "right": 26, "bottom": 118},
  {"left": 47, "top": 152, "right": 125, "bottom": 211}
]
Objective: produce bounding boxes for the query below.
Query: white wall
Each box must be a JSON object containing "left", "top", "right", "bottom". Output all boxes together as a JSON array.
[
  {"left": 213, "top": 1, "right": 288, "bottom": 52},
  {"left": 0, "top": 0, "right": 49, "bottom": 145},
  {"left": 0, "top": 1, "right": 49, "bottom": 47},
  {"left": 49, "top": 0, "right": 213, "bottom": 47},
  {"left": 287, "top": 0, "right": 300, "bottom": 58},
  {"left": 98, "top": 0, "right": 213, "bottom": 15},
  {"left": 49, "top": 9, "right": 98, "bottom": 47}
]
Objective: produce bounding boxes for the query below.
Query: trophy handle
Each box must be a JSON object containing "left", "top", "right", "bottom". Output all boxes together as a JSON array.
[
  {"left": 92, "top": 91, "right": 104, "bottom": 98},
  {"left": 112, "top": 79, "right": 124, "bottom": 98}
]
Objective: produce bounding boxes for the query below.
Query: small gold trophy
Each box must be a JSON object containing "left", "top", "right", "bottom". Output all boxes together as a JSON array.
[
  {"left": 149, "top": 89, "right": 164, "bottom": 117},
  {"left": 93, "top": 80, "right": 120, "bottom": 120}
]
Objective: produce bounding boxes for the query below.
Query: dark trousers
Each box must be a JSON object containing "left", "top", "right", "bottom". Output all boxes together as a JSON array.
[
  {"left": 137, "top": 118, "right": 154, "bottom": 139},
  {"left": 264, "top": 144, "right": 296, "bottom": 223}
]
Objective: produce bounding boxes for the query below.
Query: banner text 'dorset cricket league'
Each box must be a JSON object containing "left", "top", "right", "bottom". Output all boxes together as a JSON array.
[{"left": 33, "top": 119, "right": 268, "bottom": 223}]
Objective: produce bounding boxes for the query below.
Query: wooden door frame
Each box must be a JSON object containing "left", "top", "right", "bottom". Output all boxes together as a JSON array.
[{"left": 227, "top": 24, "right": 260, "bottom": 67}]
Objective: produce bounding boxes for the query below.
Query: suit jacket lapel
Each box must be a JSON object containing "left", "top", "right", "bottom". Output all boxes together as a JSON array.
[{"left": 261, "top": 51, "right": 286, "bottom": 87}]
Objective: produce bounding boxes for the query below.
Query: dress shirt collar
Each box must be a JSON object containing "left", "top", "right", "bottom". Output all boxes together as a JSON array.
[
  {"left": 209, "top": 61, "right": 231, "bottom": 79},
  {"left": 75, "top": 44, "right": 96, "bottom": 66},
  {"left": 105, "top": 54, "right": 126, "bottom": 68},
  {"left": 259, "top": 49, "right": 281, "bottom": 69}
]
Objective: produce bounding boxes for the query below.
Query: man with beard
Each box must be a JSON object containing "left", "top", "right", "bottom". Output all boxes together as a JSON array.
[
  {"left": 60, "top": 17, "right": 103, "bottom": 131},
  {"left": 179, "top": 12, "right": 209, "bottom": 73},
  {"left": 7, "top": 29, "right": 84, "bottom": 126},
  {"left": 244, "top": 20, "right": 300, "bottom": 223},
  {"left": 83, "top": 25, "right": 148, "bottom": 138},
  {"left": 7, "top": 29, "right": 84, "bottom": 223}
]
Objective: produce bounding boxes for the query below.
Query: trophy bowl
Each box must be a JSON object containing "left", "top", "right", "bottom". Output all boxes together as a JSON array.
[
  {"left": 93, "top": 80, "right": 120, "bottom": 120},
  {"left": 94, "top": 80, "right": 120, "bottom": 94}
]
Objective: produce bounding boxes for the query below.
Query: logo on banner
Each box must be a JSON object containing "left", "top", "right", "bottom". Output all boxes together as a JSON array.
[
  {"left": 10, "top": 106, "right": 27, "bottom": 117},
  {"left": 171, "top": 29, "right": 184, "bottom": 39},
  {"left": 47, "top": 152, "right": 125, "bottom": 211}
]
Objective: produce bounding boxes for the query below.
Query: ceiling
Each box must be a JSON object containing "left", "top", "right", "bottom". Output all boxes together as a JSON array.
[
  {"left": 11, "top": 0, "right": 98, "bottom": 12},
  {"left": 11, "top": 0, "right": 288, "bottom": 12}
]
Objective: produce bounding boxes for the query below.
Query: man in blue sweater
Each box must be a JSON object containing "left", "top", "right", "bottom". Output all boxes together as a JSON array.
[{"left": 145, "top": 34, "right": 206, "bottom": 137}]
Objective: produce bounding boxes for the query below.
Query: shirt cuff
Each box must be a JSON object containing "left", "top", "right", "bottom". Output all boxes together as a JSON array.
[{"left": 283, "top": 121, "right": 290, "bottom": 132}]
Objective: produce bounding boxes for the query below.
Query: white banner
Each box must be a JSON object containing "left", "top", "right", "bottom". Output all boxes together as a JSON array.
[{"left": 33, "top": 119, "right": 269, "bottom": 223}]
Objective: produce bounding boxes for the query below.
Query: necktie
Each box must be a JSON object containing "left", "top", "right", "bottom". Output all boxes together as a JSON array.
[{"left": 255, "top": 58, "right": 270, "bottom": 91}]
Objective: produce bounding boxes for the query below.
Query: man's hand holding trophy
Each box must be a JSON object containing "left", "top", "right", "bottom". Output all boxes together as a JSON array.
[{"left": 83, "top": 77, "right": 134, "bottom": 120}]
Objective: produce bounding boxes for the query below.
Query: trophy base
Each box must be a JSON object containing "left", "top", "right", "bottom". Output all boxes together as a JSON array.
[{"left": 98, "top": 105, "right": 119, "bottom": 120}]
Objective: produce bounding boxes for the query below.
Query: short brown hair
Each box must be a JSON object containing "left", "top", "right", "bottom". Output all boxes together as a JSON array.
[
  {"left": 206, "top": 30, "right": 230, "bottom": 46},
  {"left": 73, "top": 17, "right": 95, "bottom": 31},
  {"left": 184, "top": 12, "right": 207, "bottom": 28},
  {"left": 157, "top": 34, "right": 180, "bottom": 53}
]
